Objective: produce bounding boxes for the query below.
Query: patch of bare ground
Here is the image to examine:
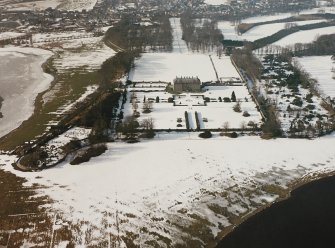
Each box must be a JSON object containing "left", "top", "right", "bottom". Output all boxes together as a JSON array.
[{"left": 0, "top": 170, "right": 74, "bottom": 247}]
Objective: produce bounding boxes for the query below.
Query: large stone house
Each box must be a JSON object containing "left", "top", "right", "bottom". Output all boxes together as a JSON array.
[{"left": 173, "top": 77, "right": 201, "bottom": 92}]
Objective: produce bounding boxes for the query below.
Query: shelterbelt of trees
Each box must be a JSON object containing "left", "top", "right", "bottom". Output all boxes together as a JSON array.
[{"left": 292, "top": 33, "right": 335, "bottom": 56}]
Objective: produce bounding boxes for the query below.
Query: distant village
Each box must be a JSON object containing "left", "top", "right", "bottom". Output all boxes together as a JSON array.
[{"left": 0, "top": 0, "right": 321, "bottom": 46}]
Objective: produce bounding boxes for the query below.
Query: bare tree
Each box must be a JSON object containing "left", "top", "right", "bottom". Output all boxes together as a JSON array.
[
  {"left": 141, "top": 118, "right": 154, "bottom": 130},
  {"left": 141, "top": 118, "right": 155, "bottom": 138},
  {"left": 240, "top": 121, "right": 247, "bottom": 133},
  {"left": 233, "top": 101, "right": 242, "bottom": 113},
  {"left": 121, "top": 116, "right": 139, "bottom": 140},
  {"left": 143, "top": 101, "right": 152, "bottom": 113},
  {"left": 223, "top": 121, "right": 230, "bottom": 133}
]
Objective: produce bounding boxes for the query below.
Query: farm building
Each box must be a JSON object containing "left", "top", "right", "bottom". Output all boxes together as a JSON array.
[{"left": 173, "top": 77, "right": 201, "bottom": 92}]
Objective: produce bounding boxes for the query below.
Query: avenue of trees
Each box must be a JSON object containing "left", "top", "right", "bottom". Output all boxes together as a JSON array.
[{"left": 232, "top": 46, "right": 262, "bottom": 80}]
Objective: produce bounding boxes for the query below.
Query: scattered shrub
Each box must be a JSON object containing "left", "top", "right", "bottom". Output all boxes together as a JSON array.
[
  {"left": 306, "top": 104, "right": 315, "bottom": 110},
  {"left": 247, "top": 121, "right": 255, "bottom": 127},
  {"left": 199, "top": 130, "right": 212, "bottom": 138},
  {"left": 292, "top": 97, "right": 303, "bottom": 107},
  {"left": 223, "top": 97, "right": 231, "bottom": 102},
  {"left": 233, "top": 102, "right": 242, "bottom": 112},
  {"left": 229, "top": 132, "right": 238, "bottom": 138},
  {"left": 243, "top": 111, "right": 250, "bottom": 117},
  {"left": 70, "top": 144, "right": 107, "bottom": 165}
]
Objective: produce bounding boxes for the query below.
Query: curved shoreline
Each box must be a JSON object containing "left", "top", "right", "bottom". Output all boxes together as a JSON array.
[
  {"left": 0, "top": 47, "right": 54, "bottom": 140},
  {"left": 214, "top": 170, "right": 335, "bottom": 247}
]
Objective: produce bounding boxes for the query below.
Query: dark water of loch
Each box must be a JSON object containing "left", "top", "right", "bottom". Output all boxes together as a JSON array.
[{"left": 217, "top": 175, "right": 335, "bottom": 248}]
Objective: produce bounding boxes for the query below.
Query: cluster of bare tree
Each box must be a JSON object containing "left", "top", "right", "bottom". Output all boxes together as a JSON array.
[
  {"left": 180, "top": 12, "right": 223, "bottom": 53},
  {"left": 104, "top": 14, "right": 172, "bottom": 51},
  {"left": 117, "top": 116, "right": 155, "bottom": 141}
]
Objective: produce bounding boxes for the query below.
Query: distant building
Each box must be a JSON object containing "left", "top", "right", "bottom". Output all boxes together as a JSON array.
[{"left": 173, "top": 77, "right": 201, "bottom": 92}]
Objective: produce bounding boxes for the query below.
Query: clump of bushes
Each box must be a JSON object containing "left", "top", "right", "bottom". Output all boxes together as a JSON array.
[
  {"left": 199, "top": 130, "right": 212, "bottom": 138},
  {"left": 243, "top": 111, "right": 250, "bottom": 117},
  {"left": 233, "top": 102, "right": 242, "bottom": 112},
  {"left": 70, "top": 144, "right": 107, "bottom": 165},
  {"left": 229, "top": 132, "right": 238, "bottom": 138},
  {"left": 223, "top": 97, "right": 231, "bottom": 102},
  {"left": 291, "top": 97, "right": 303, "bottom": 107},
  {"left": 19, "top": 148, "right": 48, "bottom": 169}
]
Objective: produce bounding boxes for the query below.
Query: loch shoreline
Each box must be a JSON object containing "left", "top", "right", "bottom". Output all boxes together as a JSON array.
[{"left": 216, "top": 173, "right": 335, "bottom": 248}]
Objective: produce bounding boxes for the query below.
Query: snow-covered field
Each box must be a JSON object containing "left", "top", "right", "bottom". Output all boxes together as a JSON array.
[
  {"left": 129, "top": 53, "right": 216, "bottom": 82},
  {"left": 240, "top": 19, "right": 326, "bottom": 42},
  {"left": 0, "top": 0, "right": 98, "bottom": 11},
  {"left": 0, "top": 47, "right": 53, "bottom": 138},
  {"left": 218, "top": 19, "right": 326, "bottom": 41},
  {"left": 296, "top": 56, "right": 335, "bottom": 99},
  {"left": 32, "top": 31, "right": 115, "bottom": 72},
  {"left": 211, "top": 56, "right": 242, "bottom": 79},
  {"left": 273, "top": 26, "right": 335, "bottom": 47},
  {"left": 1, "top": 133, "right": 335, "bottom": 246},
  {"left": 241, "top": 13, "right": 293, "bottom": 24},
  {"left": 52, "top": 39, "right": 115, "bottom": 72},
  {"left": 129, "top": 54, "right": 240, "bottom": 83},
  {"left": 241, "top": 7, "right": 335, "bottom": 24},
  {"left": 204, "top": 0, "right": 230, "bottom": 5}
]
